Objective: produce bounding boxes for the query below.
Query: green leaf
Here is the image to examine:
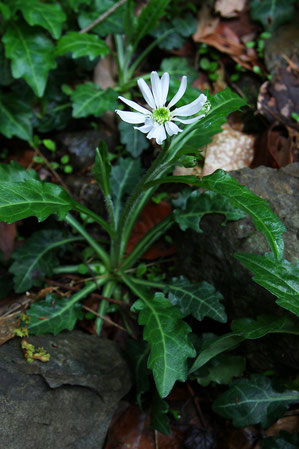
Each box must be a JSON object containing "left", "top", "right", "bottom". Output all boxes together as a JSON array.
[
  {"left": 173, "top": 190, "right": 246, "bottom": 232},
  {"left": 0, "top": 161, "right": 38, "bottom": 182},
  {"left": 148, "top": 169, "right": 286, "bottom": 260},
  {"left": 124, "top": 0, "right": 137, "bottom": 45},
  {"left": 78, "top": 0, "right": 125, "bottom": 36},
  {"left": 150, "top": 392, "right": 170, "bottom": 435},
  {"left": 9, "top": 230, "right": 78, "bottom": 293},
  {"left": 55, "top": 32, "right": 110, "bottom": 60},
  {"left": 166, "top": 276, "right": 227, "bottom": 323},
  {"left": 110, "top": 157, "right": 144, "bottom": 222},
  {"left": 132, "top": 292, "right": 195, "bottom": 398},
  {"left": 118, "top": 121, "right": 149, "bottom": 158},
  {"left": 70, "top": 82, "right": 118, "bottom": 118},
  {"left": 235, "top": 253, "right": 299, "bottom": 316},
  {"left": 212, "top": 375, "right": 299, "bottom": 428},
  {"left": 0, "top": 46, "right": 13, "bottom": 86},
  {"left": 151, "top": 22, "right": 184, "bottom": 51},
  {"left": 193, "top": 354, "right": 246, "bottom": 387},
  {"left": 127, "top": 340, "right": 151, "bottom": 407},
  {"left": 0, "top": 92, "right": 32, "bottom": 140},
  {"left": 231, "top": 314, "right": 299, "bottom": 338},
  {"left": 3, "top": 22, "right": 56, "bottom": 97},
  {"left": 172, "top": 13, "right": 197, "bottom": 38},
  {"left": 13, "top": 0, "right": 66, "bottom": 38},
  {"left": 250, "top": 0, "right": 296, "bottom": 31},
  {"left": 263, "top": 431, "right": 299, "bottom": 449},
  {"left": 92, "top": 141, "right": 111, "bottom": 196},
  {"left": 28, "top": 294, "right": 83, "bottom": 336},
  {"left": 0, "top": 180, "right": 75, "bottom": 223},
  {"left": 0, "top": 2, "right": 11, "bottom": 20},
  {"left": 134, "top": 0, "right": 171, "bottom": 46},
  {"left": 65, "top": 0, "right": 92, "bottom": 12}
]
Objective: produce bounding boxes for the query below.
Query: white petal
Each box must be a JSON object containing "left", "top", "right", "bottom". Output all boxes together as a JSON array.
[
  {"left": 167, "top": 75, "right": 187, "bottom": 109},
  {"left": 160, "top": 72, "right": 169, "bottom": 106},
  {"left": 146, "top": 122, "right": 160, "bottom": 140},
  {"left": 137, "top": 78, "right": 156, "bottom": 109},
  {"left": 165, "top": 121, "right": 182, "bottom": 136},
  {"left": 155, "top": 126, "right": 167, "bottom": 145},
  {"left": 134, "top": 119, "right": 155, "bottom": 134},
  {"left": 115, "top": 110, "right": 146, "bottom": 124},
  {"left": 118, "top": 96, "right": 150, "bottom": 115},
  {"left": 173, "top": 114, "right": 205, "bottom": 124},
  {"left": 172, "top": 93, "right": 207, "bottom": 117},
  {"left": 151, "top": 71, "right": 163, "bottom": 107}
]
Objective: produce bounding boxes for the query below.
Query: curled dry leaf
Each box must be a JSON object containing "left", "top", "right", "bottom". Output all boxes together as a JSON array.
[
  {"left": 0, "top": 313, "right": 20, "bottom": 346},
  {"left": 215, "top": 0, "right": 247, "bottom": 18}
]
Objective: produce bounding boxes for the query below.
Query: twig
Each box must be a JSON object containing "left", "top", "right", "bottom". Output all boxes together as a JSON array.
[
  {"left": 82, "top": 304, "right": 127, "bottom": 332},
  {"left": 33, "top": 147, "right": 73, "bottom": 197},
  {"left": 79, "top": 0, "right": 127, "bottom": 34}
]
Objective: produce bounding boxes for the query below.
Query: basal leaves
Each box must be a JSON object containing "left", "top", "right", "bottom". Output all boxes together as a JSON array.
[
  {"left": 0, "top": 179, "right": 75, "bottom": 223},
  {"left": 3, "top": 22, "right": 56, "bottom": 97},
  {"left": 70, "top": 82, "right": 118, "bottom": 118},
  {"left": 55, "top": 32, "right": 110, "bottom": 60},
  {"left": 235, "top": 253, "right": 299, "bottom": 316},
  {"left": 132, "top": 291, "right": 195, "bottom": 398},
  {"left": 213, "top": 375, "right": 299, "bottom": 428},
  {"left": 166, "top": 276, "right": 227, "bottom": 323},
  {"left": 9, "top": 230, "right": 79, "bottom": 293}
]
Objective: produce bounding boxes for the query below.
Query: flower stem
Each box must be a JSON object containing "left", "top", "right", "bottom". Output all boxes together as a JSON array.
[{"left": 95, "top": 280, "right": 116, "bottom": 334}]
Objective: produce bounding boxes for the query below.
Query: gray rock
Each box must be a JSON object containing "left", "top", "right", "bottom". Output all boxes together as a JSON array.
[
  {"left": 0, "top": 331, "right": 131, "bottom": 449},
  {"left": 177, "top": 163, "right": 299, "bottom": 369}
]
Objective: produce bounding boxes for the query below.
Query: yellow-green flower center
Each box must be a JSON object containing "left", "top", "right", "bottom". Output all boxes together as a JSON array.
[{"left": 152, "top": 107, "right": 171, "bottom": 125}]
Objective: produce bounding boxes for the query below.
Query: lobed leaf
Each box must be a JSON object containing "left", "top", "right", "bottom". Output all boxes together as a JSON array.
[
  {"left": 132, "top": 292, "right": 195, "bottom": 397},
  {"left": 235, "top": 253, "right": 299, "bottom": 316},
  {"left": 70, "top": 82, "right": 118, "bottom": 118},
  {"left": 3, "top": 22, "right": 56, "bottom": 97},
  {"left": 0, "top": 179, "right": 75, "bottom": 223},
  {"left": 78, "top": 0, "right": 125, "bottom": 36},
  {"left": 173, "top": 190, "right": 245, "bottom": 233},
  {"left": 9, "top": 230, "right": 78, "bottom": 293},
  {"left": 193, "top": 354, "right": 246, "bottom": 387},
  {"left": 13, "top": 0, "right": 66, "bottom": 38},
  {"left": 0, "top": 161, "right": 38, "bottom": 182},
  {"left": 166, "top": 276, "right": 227, "bottom": 323},
  {"left": 118, "top": 121, "right": 149, "bottom": 158},
  {"left": 250, "top": 0, "right": 296, "bottom": 31},
  {"left": 28, "top": 294, "right": 83, "bottom": 336},
  {"left": 213, "top": 375, "right": 299, "bottom": 428},
  {"left": 55, "top": 32, "right": 110, "bottom": 60}
]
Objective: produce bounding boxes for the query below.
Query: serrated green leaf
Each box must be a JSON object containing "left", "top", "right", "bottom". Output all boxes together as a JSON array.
[
  {"left": 235, "top": 253, "right": 299, "bottom": 316},
  {"left": 27, "top": 294, "right": 83, "bottom": 336},
  {"left": 213, "top": 375, "right": 299, "bottom": 428},
  {"left": 70, "top": 82, "right": 118, "bottom": 118},
  {"left": 231, "top": 314, "right": 299, "bottom": 338},
  {"left": 250, "top": 0, "right": 296, "bottom": 31},
  {"left": 134, "top": 0, "right": 171, "bottom": 46},
  {"left": 78, "top": 0, "right": 125, "bottom": 36},
  {"left": 9, "top": 230, "right": 79, "bottom": 293},
  {"left": 55, "top": 32, "right": 110, "bottom": 60},
  {"left": 3, "top": 22, "right": 56, "bottom": 97},
  {"left": 0, "top": 92, "right": 32, "bottom": 140},
  {"left": 92, "top": 141, "right": 111, "bottom": 196},
  {"left": 118, "top": 121, "right": 149, "bottom": 158},
  {"left": 166, "top": 276, "right": 227, "bottom": 323},
  {"left": 193, "top": 354, "right": 246, "bottom": 387},
  {"left": 150, "top": 392, "right": 170, "bottom": 435},
  {"left": 132, "top": 291, "right": 195, "bottom": 397},
  {"left": 13, "top": 0, "right": 66, "bottom": 38},
  {"left": 110, "top": 157, "right": 144, "bottom": 222},
  {"left": 148, "top": 169, "right": 286, "bottom": 260},
  {"left": 0, "top": 161, "right": 38, "bottom": 182},
  {"left": 263, "top": 431, "right": 299, "bottom": 449},
  {"left": 173, "top": 190, "right": 246, "bottom": 232},
  {"left": 0, "top": 180, "right": 75, "bottom": 223}
]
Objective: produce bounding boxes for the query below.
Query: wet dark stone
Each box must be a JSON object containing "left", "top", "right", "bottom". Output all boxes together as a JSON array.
[{"left": 0, "top": 331, "right": 131, "bottom": 449}]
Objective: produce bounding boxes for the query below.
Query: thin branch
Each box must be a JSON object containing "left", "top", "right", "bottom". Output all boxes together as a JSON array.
[
  {"left": 82, "top": 304, "right": 127, "bottom": 332},
  {"left": 79, "top": 0, "right": 127, "bottom": 34}
]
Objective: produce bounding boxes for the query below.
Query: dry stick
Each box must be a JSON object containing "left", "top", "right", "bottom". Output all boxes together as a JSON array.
[
  {"left": 82, "top": 304, "right": 127, "bottom": 332},
  {"left": 33, "top": 147, "right": 73, "bottom": 197},
  {"left": 79, "top": 0, "right": 127, "bottom": 34}
]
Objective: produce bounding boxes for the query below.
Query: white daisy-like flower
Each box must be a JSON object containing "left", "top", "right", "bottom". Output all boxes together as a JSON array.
[{"left": 116, "top": 71, "right": 209, "bottom": 145}]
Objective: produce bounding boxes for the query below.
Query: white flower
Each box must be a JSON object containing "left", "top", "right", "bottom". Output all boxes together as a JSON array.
[{"left": 115, "top": 71, "right": 209, "bottom": 145}]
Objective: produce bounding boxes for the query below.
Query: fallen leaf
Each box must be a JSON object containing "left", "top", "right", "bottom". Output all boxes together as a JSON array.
[
  {"left": 0, "top": 313, "right": 20, "bottom": 346},
  {"left": 0, "top": 222, "right": 16, "bottom": 260},
  {"left": 126, "top": 201, "right": 176, "bottom": 260},
  {"left": 215, "top": 0, "right": 247, "bottom": 18}
]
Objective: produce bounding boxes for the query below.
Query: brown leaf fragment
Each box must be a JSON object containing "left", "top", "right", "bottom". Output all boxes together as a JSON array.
[
  {"left": 0, "top": 313, "right": 20, "bottom": 346},
  {"left": 0, "top": 222, "right": 16, "bottom": 260},
  {"left": 215, "top": 0, "right": 247, "bottom": 18}
]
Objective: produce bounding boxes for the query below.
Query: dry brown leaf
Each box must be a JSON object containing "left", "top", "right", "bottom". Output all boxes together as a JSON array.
[
  {"left": 215, "top": 0, "right": 247, "bottom": 18},
  {"left": 0, "top": 222, "right": 16, "bottom": 260},
  {"left": 0, "top": 313, "right": 20, "bottom": 346}
]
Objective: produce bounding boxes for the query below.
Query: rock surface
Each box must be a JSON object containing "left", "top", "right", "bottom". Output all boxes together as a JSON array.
[
  {"left": 177, "top": 163, "right": 299, "bottom": 369},
  {"left": 0, "top": 331, "right": 131, "bottom": 449}
]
